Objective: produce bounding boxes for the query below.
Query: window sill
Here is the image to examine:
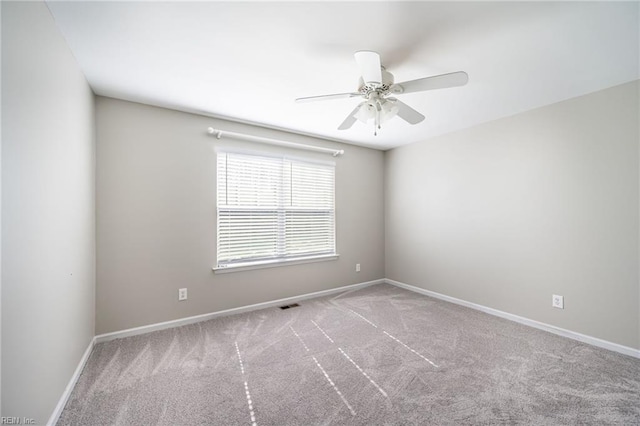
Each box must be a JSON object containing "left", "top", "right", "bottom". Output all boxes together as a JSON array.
[{"left": 213, "top": 254, "right": 339, "bottom": 274}]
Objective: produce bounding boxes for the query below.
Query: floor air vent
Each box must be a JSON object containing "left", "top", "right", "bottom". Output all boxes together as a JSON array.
[{"left": 279, "top": 303, "right": 300, "bottom": 310}]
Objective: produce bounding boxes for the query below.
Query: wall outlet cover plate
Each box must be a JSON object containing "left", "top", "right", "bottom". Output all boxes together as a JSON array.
[
  {"left": 178, "top": 288, "right": 188, "bottom": 301},
  {"left": 552, "top": 294, "right": 564, "bottom": 309}
]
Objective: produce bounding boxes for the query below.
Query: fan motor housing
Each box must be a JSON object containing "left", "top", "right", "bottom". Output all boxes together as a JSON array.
[{"left": 358, "top": 68, "right": 394, "bottom": 96}]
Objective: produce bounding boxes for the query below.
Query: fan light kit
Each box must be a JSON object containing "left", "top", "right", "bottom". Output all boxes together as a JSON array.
[{"left": 296, "top": 51, "right": 468, "bottom": 135}]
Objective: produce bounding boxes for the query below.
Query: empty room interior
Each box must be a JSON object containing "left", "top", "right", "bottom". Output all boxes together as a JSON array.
[{"left": 2, "top": 1, "right": 640, "bottom": 425}]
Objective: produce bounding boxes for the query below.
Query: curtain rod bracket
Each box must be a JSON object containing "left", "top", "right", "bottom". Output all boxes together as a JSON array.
[{"left": 207, "top": 127, "right": 222, "bottom": 139}]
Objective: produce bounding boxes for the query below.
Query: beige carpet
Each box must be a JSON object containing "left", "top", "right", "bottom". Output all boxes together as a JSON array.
[{"left": 58, "top": 283, "right": 640, "bottom": 425}]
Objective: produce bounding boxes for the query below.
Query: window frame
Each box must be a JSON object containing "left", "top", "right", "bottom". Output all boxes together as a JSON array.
[{"left": 214, "top": 150, "right": 338, "bottom": 273}]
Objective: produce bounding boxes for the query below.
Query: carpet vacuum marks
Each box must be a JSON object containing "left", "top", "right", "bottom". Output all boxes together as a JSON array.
[{"left": 58, "top": 284, "right": 640, "bottom": 425}]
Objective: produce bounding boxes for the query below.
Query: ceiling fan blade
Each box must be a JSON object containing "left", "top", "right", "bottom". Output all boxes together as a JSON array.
[
  {"left": 389, "top": 98, "right": 425, "bottom": 124},
  {"left": 390, "top": 71, "right": 468, "bottom": 95},
  {"left": 338, "top": 105, "right": 361, "bottom": 130},
  {"left": 354, "top": 50, "right": 382, "bottom": 85},
  {"left": 295, "top": 92, "right": 361, "bottom": 103}
]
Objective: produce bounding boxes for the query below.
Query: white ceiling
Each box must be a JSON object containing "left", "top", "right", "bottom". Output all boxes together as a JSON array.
[{"left": 46, "top": 1, "right": 639, "bottom": 150}]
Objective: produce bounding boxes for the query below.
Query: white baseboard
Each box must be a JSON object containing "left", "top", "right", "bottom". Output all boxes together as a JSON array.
[
  {"left": 47, "top": 338, "right": 95, "bottom": 426},
  {"left": 95, "top": 279, "right": 384, "bottom": 344},
  {"left": 385, "top": 278, "right": 640, "bottom": 359}
]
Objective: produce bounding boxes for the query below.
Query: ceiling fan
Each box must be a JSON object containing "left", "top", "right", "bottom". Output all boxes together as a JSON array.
[{"left": 295, "top": 51, "right": 468, "bottom": 135}]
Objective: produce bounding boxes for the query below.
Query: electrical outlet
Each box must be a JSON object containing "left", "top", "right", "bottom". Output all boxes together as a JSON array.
[
  {"left": 178, "top": 288, "right": 188, "bottom": 301},
  {"left": 552, "top": 294, "right": 564, "bottom": 309},
  {"left": 356, "top": 263, "right": 361, "bottom": 272}
]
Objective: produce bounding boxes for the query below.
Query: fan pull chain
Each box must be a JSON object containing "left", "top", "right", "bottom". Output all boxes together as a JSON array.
[{"left": 374, "top": 99, "right": 381, "bottom": 136}]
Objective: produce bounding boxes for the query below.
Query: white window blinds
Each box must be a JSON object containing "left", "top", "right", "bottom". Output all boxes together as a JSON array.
[{"left": 217, "top": 151, "right": 336, "bottom": 268}]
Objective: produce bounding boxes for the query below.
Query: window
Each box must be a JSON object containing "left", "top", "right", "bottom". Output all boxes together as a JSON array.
[{"left": 216, "top": 151, "right": 336, "bottom": 270}]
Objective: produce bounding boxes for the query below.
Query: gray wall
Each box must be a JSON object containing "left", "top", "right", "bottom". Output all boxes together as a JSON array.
[
  {"left": 96, "top": 97, "right": 385, "bottom": 334},
  {"left": 386, "top": 81, "right": 639, "bottom": 349},
  {"left": 1, "top": 2, "right": 95, "bottom": 423}
]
